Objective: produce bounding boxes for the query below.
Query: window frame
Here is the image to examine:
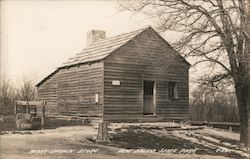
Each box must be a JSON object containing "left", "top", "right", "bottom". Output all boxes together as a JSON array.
[{"left": 168, "top": 81, "right": 178, "bottom": 99}]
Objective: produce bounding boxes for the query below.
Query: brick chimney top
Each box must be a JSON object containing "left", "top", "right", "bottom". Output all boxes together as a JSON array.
[{"left": 87, "top": 30, "right": 106, "bottom": 47}]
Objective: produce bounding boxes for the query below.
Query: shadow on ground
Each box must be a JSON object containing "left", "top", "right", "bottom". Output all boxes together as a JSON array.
[{"left": 98, "top": 125, "right": 247, "bottom": 159}]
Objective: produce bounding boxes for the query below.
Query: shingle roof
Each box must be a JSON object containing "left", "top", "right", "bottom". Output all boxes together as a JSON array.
[
  {"left": 61, "top": 27, "right": 147, "bottom": 67},
  {"left": 36, "top": 27, "right": 149, "bottom": 87},
  {"left": 36, "top": 26, "right": 190, "bottom": 87}
]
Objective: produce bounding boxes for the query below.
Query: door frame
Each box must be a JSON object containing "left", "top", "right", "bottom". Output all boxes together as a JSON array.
[{"left": 142, "top": 79, "right": 156, "bottom": 116}]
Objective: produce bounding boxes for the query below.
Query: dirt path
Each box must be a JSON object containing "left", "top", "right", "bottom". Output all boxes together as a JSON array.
[{"left": 0, "top": 124, "right": 248, "bottom": 159}]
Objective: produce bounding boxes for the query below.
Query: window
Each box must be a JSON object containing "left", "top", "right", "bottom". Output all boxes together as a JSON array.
[{"left": 169, "top": 82, "right": 177, "bottom": 99}]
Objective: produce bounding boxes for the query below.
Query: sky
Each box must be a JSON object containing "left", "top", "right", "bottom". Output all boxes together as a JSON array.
[
  {"left": 0, "top": 0, "right": 195, "bottom": 87},
  {"left": 0, "top": 1, "right": 151, "bottom": 84}
]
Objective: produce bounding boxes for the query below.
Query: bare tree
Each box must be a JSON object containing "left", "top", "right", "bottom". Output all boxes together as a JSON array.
[
  {"left": 120, "top": 0, "right": 250, "bottom": 145},
  {"left": 16, "top": 78, "right": 35, "bottom": 101},
  {"left": 190, "top": 85, "right": 239, "bottom": 122},
  {"left": 0, "top": 78, "right": 15, "bottom": 115}
]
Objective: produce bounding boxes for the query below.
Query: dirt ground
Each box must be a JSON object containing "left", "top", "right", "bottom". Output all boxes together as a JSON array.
[{"left": 0, "top": 122, "right": 249, "bottom": 159}]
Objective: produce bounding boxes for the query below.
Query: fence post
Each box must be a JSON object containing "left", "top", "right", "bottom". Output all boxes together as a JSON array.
[
  {"left": 41, "top": 102, "right": 45, "bottom": 129},
  {"left": 14, "top": 102, "right": 17, "bottom": 131},
  {"left": 97, "top": 121, "right": 109, "bottom": 142}
]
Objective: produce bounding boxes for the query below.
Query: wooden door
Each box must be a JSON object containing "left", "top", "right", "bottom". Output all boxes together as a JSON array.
[{"left": 143, "top": 80, "right": 155, "bottom": 115}]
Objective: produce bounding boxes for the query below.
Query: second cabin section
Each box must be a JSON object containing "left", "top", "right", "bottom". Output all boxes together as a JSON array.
[{"left": 36, "top": 27, "right": 190, "bottom": 123}]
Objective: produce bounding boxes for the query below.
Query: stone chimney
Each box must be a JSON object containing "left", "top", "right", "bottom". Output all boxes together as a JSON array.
[{"left": 87, "top": 30, "right": 106, "bottom": 46}]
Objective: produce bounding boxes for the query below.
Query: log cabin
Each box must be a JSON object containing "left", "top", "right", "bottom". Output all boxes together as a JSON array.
[{"left": 36, "top": 26, "right": 190, "bottom": 123}]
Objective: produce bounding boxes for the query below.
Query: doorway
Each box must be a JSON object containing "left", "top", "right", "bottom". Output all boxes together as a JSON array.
[{"left": 143, "top": 80, "right": 155, "bottom": 115}]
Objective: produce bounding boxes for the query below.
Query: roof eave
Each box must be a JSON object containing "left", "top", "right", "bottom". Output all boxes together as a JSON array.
[{"left": 36, "top": 59, "right": 104, "bottom": 87}]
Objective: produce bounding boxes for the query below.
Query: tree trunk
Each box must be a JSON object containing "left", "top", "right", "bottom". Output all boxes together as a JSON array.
[
  {"left": 246, "top": 0, "right": 250, "bottom": 148},
  {"left": 235, "top": 83, "right": 249, "bottom": 146}
]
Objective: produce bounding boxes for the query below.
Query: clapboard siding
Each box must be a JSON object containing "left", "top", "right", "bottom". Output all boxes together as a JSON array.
[
  {"left": 37, "top": 73, "right": 58, "bottom": 117},
  {"left": 57, "top": 62, "right": 103, "bottom": 117},
  {"left": 37, "top": 27, "right": 189, "bottom": 123},
  {"left": 103, "top": 28, "right": 189, "bottom": 121},
  {"left": 37, "top": 61, "right": 104, "bottom": 119}
]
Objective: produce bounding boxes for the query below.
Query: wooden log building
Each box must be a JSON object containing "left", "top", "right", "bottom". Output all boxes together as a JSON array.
[{"left": 36, "top": 26, "right": 190, "bottom": 123}]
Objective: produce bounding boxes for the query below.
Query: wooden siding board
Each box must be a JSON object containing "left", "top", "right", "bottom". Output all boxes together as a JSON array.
[
  {"left": 37, "top": 73, "right": 58, "bottom": 116},
  {"left": 37, "top": 61, "right": 104, "bottom": 119},
  {"left": 57, "top": 62, "right": 103, "bottom": 117},
  {"left": 103, "top": 28, "right": 189, "bottom": 122},
  {"left": 37, "top": 27, "right": 188, "bottom": 122}
]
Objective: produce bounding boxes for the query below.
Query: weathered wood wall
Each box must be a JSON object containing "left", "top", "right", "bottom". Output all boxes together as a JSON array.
[
  {"left": 103, "top": 28, "right": 189, "bottom": 122},
  {"left": 37, "top": 61, "right": 103, "bottom": 119},
  {"left": 37, "top": 28, "right": 189, "bottom": 123},
  {"left": 37, "top": 72, "right": 58, "bottom": 117},
  {"left": 57, "top": 62, "right": 103, "bottom": 117}
]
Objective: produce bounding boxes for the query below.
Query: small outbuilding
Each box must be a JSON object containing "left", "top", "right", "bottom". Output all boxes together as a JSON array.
[{"left": 36, "top": 26, "right": 190, "bottom": 123}]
